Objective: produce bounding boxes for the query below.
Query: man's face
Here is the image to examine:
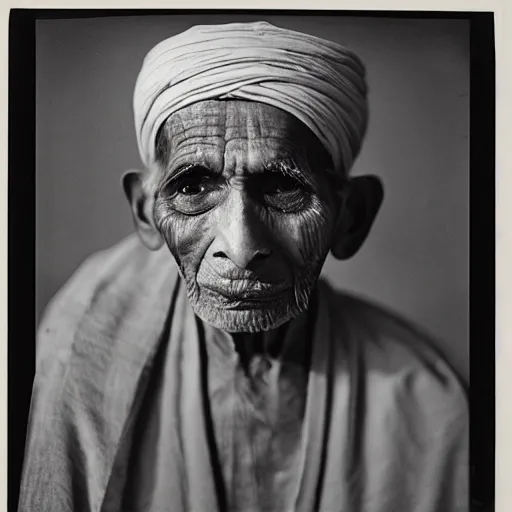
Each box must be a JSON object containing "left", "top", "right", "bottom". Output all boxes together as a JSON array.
[{"left": 151, "top": 100, "right": 342, "bottom": 333}]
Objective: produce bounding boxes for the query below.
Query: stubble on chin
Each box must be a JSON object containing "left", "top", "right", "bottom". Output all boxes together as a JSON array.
[{"left": 181, "top": 265, "right": 322, "bottom": 333}]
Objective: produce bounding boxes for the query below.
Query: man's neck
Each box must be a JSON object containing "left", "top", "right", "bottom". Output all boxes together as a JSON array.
[
  {"left": 229, "top": 324, "right": 288, "bottom": 375},
  {"left": 231, "top": 324, "right": 286, "bottom": 357},
  {"left": 203, "top": 307, "right": 312, "bottom": 372}
]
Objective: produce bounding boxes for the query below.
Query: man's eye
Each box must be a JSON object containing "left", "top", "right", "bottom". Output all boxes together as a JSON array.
[
  {"left": 262, "top": 173, "right": 304, "bottom": 196},
  {"left": 163, "top": 170, "right": 226, "bottom": 215},
  {"left": 264, "top": 174, "right": 302, "bottom": 195},
  {"left": 168, "top": 170, "right": 216, "bottom": 197},
  {"left": 179, "top": 179, "right": 210, "bottom": 196},
  {"left": 258, "top": 173, "right": 311, "bottom": 213}
]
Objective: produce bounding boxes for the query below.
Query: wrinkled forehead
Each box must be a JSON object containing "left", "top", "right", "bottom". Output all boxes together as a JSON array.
[{"left": 157, "top": 99, "right": 331, "bottom": 170}]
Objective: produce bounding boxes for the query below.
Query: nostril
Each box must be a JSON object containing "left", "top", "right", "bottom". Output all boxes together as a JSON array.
[{"left": 213, "top": 251, "right": 228, "bottom": 258}]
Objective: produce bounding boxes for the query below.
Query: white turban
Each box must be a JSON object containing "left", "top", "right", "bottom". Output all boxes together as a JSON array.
[{"left": 133, "top": 21, "right": 368, "bottom": 175}]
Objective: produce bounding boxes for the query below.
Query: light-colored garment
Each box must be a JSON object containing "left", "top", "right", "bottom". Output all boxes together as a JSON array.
[
  {"left": 122, "top": 303, "right": 313, "bottom": 512},
  {"left": 19, "top": 235, "right": 468, "bottom": 512},
  {"left": 133, "top": 21, "right": 368, "bottom": 174}
]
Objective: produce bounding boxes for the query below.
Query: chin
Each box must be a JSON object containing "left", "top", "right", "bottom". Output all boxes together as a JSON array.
[
  {"left": 193, "top": 304, "right": 298, "bottom": 333},
  {"left": 189, "top": 284, "right": 309, "bottom": 333},
  {"left": 181, "top": 270, "right": 319, "bottom": 333}
]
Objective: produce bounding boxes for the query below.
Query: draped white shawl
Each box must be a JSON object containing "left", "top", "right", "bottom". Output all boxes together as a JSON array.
[{"left": 19, "top": 235, "right": 468, "bottom": 512}]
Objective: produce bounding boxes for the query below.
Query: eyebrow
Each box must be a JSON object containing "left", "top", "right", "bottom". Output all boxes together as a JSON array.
[
  {"left": 157, "top": 154, "right": 317, "bottom": 192},
  {"left": 262, "top": 158, "right": 315, "bottom": 187},
  {"left": 157, "top": 148, "right": 220, "bottom": 186},
  {"left": 156, "top": 163, "right": 205, "bottom": 192}
]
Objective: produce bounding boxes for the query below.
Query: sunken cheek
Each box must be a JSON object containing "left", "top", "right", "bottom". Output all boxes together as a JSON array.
[
  {"left": 287, "top": 198, "right": 334, "bottom": 264},
  {"left": 154, "top": 204, "right": 211, "bottom": 275}
]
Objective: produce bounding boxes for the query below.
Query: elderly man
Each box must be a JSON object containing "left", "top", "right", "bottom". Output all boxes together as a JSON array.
[{"left": 20, "top": 22, "right": 467, "bottom": 512}]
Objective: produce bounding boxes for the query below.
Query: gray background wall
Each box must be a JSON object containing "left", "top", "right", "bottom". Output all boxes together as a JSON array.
[{"left": 36, "top": 15, "right": 469, "bottom": 381}]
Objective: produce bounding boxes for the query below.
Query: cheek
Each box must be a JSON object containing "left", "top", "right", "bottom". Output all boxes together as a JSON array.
[
  {"left": 275, "top": 198, "right": 334, "bottom": 266},
  {"left": 154, "top": 200, "right": 213, "bottom": 272}
]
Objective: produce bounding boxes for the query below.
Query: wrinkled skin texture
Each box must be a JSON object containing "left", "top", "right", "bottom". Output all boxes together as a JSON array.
[{"left": 148, "top": 100, "right": 345, "bottom": 333}]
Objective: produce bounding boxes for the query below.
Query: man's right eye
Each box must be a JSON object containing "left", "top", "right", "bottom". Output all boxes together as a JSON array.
[
  {"left": 164, "top": 167, "right": 214, "bottom": 196},
  {"left": 178, "top": 176, "right": 212, "bottom": 196},
  {"left": 164, "top": 168, "right": 227, "bottom": 215}
]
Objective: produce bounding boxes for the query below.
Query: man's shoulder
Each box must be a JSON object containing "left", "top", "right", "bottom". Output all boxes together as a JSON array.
[
  {"left": 37, "top": 235, "right": 178, "bottom": 369},
  {"left": 320, "top": 282, "right": 468, "bottom": 510},
  {"left": 320, "top": 280, "right": 468, "bottom": 422}
]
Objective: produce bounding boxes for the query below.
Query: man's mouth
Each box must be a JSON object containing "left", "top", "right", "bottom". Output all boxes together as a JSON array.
[
  {"left": 197, "top": 278, "right": 290, "bottom": 309},
  {"left": 195, "top": 262, "right": 291, "bottom": 308},
  {"left": 200, "top": 280, "right": 288, "bottom": 300}
]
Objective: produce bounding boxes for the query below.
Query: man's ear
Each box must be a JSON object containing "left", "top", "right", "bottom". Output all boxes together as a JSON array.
[
  {"left": 331, "top": 175, "right": 384, "bottom": 260},
  {"left": 122, "top": 170, "right": 164, "bottom": 251}
]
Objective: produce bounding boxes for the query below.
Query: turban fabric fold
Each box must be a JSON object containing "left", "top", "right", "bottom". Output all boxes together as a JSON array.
[{"left": 133, "top": 21, "right": 369, "bottom": 175}]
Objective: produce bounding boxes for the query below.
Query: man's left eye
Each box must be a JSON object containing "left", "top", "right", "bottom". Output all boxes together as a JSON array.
[
  {"left": 260, "top": 173, "right": 311, "bottom": 213},
  {"left": 263, "top": 174, "right": 302, "bottom": 195}
]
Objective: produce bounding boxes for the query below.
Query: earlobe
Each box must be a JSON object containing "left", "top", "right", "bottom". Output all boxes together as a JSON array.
[
  {"left": 122, "top": 170, "right": 164, "bottom": 251},
  {"left": 330, "top": 175, "right": 384, "bottom": 260}
]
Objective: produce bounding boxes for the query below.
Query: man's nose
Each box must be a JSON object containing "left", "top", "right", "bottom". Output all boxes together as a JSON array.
[{"left": 213, "top": 191, "right": 272, "bottom": 269}]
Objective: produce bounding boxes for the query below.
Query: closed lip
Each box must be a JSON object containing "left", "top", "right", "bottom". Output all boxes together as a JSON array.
[{"left": 199, "top": 278, "right": 289, "bottom": 301}]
